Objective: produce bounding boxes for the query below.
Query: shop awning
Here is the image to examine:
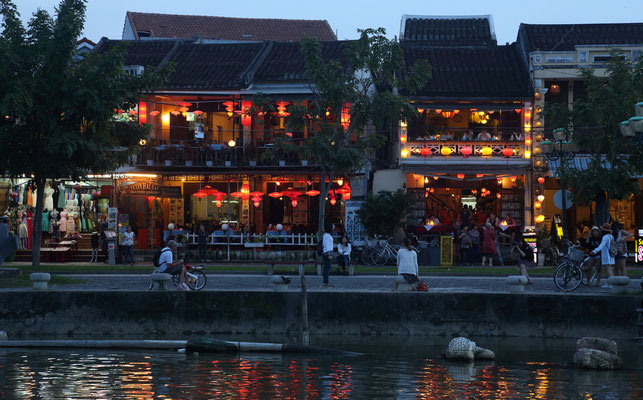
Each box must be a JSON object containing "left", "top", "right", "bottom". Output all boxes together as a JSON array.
[{"left": 547, "top": 155, "right": 643, "bottom": 178}]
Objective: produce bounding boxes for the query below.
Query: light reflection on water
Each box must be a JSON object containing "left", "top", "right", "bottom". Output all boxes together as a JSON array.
[{"left": 1, "top": 341, "right": 641, "bottom": 400}]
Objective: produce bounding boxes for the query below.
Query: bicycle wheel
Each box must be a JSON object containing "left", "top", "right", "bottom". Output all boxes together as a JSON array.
[
  {"left": 554, "top": 262, "right": 582, "bottom": 291},
  {"left": 372, "top": 249, "right": 389, "bottom": 266},
  {"left": 361, "top": 248, "right": 376, "bottom": 265},
  {"left": 187, "top": 270, "right": 207, "bottom": 290},
  {"left": 543, "top": 247, "right": 558, "bottom": 266}
]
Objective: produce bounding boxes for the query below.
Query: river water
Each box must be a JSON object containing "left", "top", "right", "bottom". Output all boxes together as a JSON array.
[{"left": 0, "top": 337, "right": 641, "bottom": 399}]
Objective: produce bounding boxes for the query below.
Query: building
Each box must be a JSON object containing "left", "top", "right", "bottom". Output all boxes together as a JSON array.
[
  {"left": 391, "top": 15, "right": 533, "bottom": 237},
  {"left": 517, "top": 22, "right": 643, "bottom": 236},
  {"left": 94, "top": 36, "right": 358, "bottom": 249},
  {"left": 122, "top": 11, "right": 336, "bottom": 42}
]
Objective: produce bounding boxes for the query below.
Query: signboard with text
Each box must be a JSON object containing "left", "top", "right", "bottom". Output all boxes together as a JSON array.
[
  {"left": 120, "top": 182, "right": 182, "bottom": 198},
  {"left": 636, "top": 230, "right": 643, "bottom": 263}
]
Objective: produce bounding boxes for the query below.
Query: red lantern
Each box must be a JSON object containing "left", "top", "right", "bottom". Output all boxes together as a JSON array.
[
  {"left": 340, "top": 103, "right": 350, "bottom": 129},
  {"left": 549, "top": 85, "right": 560, "bottom": 96},
  {"left": 420, "top": 147, "right": 431, "bottom": 157},
  {"left": 305, "top": 190, "right": 320, "bottom": 196},
  {"left": 330, "top": 197, "right": 337, "bottom": 206},
  {"left": 496, "top": 193, "right": 501, "bottom": 199},
  {"left": 460, "top": 147, "right": 472, "bottom": 157},
  {"left": 497, "top": 178, "right": 503, "bottom": 184},
  {"left": 276, "top": 101, "right": 289, "bottom": 117},
  {"left": 476, "top": 174, "right": 484, "bottom": 178},
  {"left": 510, "top": 176, "right": 518, "bottom": 183},
  {"left": 291, "top": 198, "right": 299, "bottom": 207},
  {"left": 502, "top": 148, "right": 514, "bottom": 157},
  {"left": 92, "top": 191, "right": 101, "bottom": 199},
  {"left": 74, "top": 183, "right": 81, "bottom": 191},
  {"left": 538, "top": 177, "right": 545, "bottom": 185},
  {"left": 193, "top": 190, "right": 207, "bottom": 198},
  {"left": 269, "top": 192, "right": 282, "bottom": 198},
  {"left": 515, "top": 109, "right": 522, "bottom": 113},
  {"left": 457, "top": 174, "right": 465, "bottom": 179}
]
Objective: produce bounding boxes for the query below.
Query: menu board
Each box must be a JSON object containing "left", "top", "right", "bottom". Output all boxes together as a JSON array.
[{"left": 169, "top": 199, "right": 184, "bottom": 226}]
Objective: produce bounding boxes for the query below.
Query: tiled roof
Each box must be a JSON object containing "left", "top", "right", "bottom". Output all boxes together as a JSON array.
[
  {"left": 518, "top": 23, "right": 643, "bottom": 53},
  {"left": 254, "top": 41, "right": 351, "bottom": 82},
  {"left": 95, "top": 39, "right": 265, "bottom": 90},
  {"left": 126, "top": 11, "right": 336, "bottom": 42},
  {"left": 402, "top": 43, "right": 531, "bottom": 99},
  {"left": 401, "top": 15, "right": 496, "bottom": 46},
  {"left": 96, "top": 39, "right": 179, "bottom": 68}
]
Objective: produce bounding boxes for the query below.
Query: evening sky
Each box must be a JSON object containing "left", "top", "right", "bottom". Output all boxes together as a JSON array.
[{"left": 15, "top": 0, "right": 643, "bottom": 44}]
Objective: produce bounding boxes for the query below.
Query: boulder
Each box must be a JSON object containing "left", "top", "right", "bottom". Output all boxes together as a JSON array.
[
  {"left": 576, "top": 337, "right": 617, "bottom": 356},
  {"left": 474, "top": 346, "right": 496, "bottom": 360},
  {"left": 571, "top": 348, "right": 623, "bottom": 370},
  {"left": 0, "top": 330, "right": 7, "bottom": 341},
  {"left": 443, "top": 337, "right": 476, "bottom": 361}
]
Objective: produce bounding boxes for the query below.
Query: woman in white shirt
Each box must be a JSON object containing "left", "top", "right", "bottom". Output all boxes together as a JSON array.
[
  {"left": 589, "top": 223, "right": 616, "bottom": 288},
  {"left": 396, "top": 238, "right": 420, "bottom": 290},
  {"left": 336, "top": 236, "right": 351, "bottom": 276}
]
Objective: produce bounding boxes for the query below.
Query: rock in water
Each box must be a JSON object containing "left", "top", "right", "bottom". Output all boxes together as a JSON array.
[
  {"left": 474, "top": 346, "right": 495, "bottom": 360},
  {"left": 576, "top": 337, "right": 617, "bottom": 355},
  {"left": 0, "top": 331, "right": 7, "bottom": 341},
  {"left": 444, "top": 337, "right": 476, "bottom": 361},
  {"left": 571, "top": 348, "right": 623, "bottom": 370}
]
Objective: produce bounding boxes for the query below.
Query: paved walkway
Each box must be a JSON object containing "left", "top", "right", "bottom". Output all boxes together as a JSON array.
[{"left": 12, "top": 274, "right": 641, "bottom": 295}]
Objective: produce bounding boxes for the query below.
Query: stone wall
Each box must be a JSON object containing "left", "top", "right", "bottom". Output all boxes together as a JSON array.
[{"left": 0, "top": 291, "right": 639, "bottom": 339}]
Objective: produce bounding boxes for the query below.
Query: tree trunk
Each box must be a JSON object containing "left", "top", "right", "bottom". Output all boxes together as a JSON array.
[
  {"left": 31, "top": 177, "right": 46, "bottom": 266},
  {"left": 317, "top": 167, "right": 335, "bottom": 237},
  {"left": 594, "top": 191, "right": 610, "bottom": 226}
]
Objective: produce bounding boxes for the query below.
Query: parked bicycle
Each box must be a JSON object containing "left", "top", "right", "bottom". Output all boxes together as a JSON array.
[
  {"left": 360, "top": 235, "right": 419, "bottom": 266},
  {"left": 554, "top": 245, "right": 592, "bottom": 291}
]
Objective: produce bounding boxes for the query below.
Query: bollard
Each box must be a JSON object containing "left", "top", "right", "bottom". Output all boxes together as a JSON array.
[
  {"left": 506, "top": 275, "right": 528, "bottom": 293},
  {"left": 150, "top": 273, "right": 171, "bottom": 291},
  {"left": 30, "top": 273, "right": 51, "bottom": 290}
]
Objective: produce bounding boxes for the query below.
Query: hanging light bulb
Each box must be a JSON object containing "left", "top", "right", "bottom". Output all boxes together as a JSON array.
[
  {"left": 537, "top": 195, "right": 545, "bottom": 202},
  {"left": 337, "top": 178, "right": 344, "bottom": 186},
  {"left": 424, "top": 177, "right": 429, "bottom": 184}
]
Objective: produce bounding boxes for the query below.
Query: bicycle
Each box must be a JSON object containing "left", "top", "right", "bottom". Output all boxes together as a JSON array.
[{"left": 553, "top": 247, "right": 587, "bottom": 291}]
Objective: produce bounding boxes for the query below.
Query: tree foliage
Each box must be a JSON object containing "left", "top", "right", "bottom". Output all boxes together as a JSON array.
[
  {"left": 544, "top": 51, "right": 643, "bottom": 224},
  {"left": 263, "top": 28, "right": 430, "bottom": 234},
  {"left": 0, "top": 0, "right": 170, "bottom": 265},
  {"left": 356, "top": 190, "right": 409, "bottom": 237}
]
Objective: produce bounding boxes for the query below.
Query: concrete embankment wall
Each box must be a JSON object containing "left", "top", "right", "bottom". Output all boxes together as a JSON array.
[{"left": 0, "top": 291, "right": 640, "bottom": 339}]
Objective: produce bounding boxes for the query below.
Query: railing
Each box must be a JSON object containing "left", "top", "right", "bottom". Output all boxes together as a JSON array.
[
  {"left": 405, "top": 140, "right": 524, "bottom": 158},
  {"left": 184, "top": 231, "right": 318, "bottom": 247},
  {"left": 134, "top": 139, "right": 313, "bottom": 167}
]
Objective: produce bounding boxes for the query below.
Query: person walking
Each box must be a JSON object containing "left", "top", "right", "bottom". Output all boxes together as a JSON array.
[
  {"left": 482, "top": 222, "right": 497, "bottom": 266},
  {"left": 612, "top": 222, "right": 633, "bottom": 276},
  {"left": 322, "top": 223, "right": 334, "bottom": 287},
  {"left": 197, "top": 224, "right": 209, "bottom": 262},
  {"left": 336, "top": 235, "right": 351, "bottom": 275},
  {"left": 121, "top": 226, "right": 135, "bottom": 265},
  {"left": 395, "top": 238, "right": 422, "bottom": 290},
  {"left": 459, "top": 226, "right": 473, "bottom": 265},
  {"left": 589, "top": 223, "right": 616, "bottom": 288}
]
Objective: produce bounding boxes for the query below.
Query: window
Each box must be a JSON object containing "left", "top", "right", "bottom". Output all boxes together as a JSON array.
[
  {"left": 592, "top": 54, "right": 626, "bottom": 63},
  {"left": 124, "top": 65, "right": 144, "bottom": 76}
]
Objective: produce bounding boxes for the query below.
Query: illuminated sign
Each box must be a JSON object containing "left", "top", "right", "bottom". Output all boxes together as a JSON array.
[{"left": 636, "top": 230, "right": 643, "bottom": 263}]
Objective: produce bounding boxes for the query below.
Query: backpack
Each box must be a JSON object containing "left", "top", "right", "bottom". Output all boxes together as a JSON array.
[
  {"left": 608, "top": 236, "right": 618, "bottom": 258},
  {"left": 153, "top": 248, "right": 171, "bottom": 267}
]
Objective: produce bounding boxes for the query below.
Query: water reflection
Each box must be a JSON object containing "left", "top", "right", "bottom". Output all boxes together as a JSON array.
[{"left": 0, "top": 346, "right": 641, "bottom": 399}]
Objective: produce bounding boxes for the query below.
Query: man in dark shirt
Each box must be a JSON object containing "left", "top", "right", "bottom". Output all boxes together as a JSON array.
[{"left": 197, "top": 224, "right": 209, "bottom": 262}]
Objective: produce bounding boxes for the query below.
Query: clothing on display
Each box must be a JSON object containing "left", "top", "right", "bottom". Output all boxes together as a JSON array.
[{"left": 44, "top": 186, "right": 54, "bottom": 211}]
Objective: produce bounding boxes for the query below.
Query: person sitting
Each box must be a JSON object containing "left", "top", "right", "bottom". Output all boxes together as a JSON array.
[
  {"left": 476, "top": 130, "right": 492, "bottom": 141},
  {"left": 461, "top": 130, "right": 474, "bottom": 141},
  {"left": 156, "top": 240, "right": 190, "bottom": 291},
  {"left": 395, "top": 238, "right": 421, "bottom": 291},
  {"left": 510, "top": 131, "right": 523, "bottom": 141},
  {"left": 514, "top": 233, "right": 534, "bottom": 284},
  {"left": 336, "top": 236, "right": 351, "bottom": 275}
]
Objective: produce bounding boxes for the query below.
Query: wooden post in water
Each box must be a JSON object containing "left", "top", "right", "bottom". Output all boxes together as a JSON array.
[{"left": 300, "top": 275, "right": 310, "bottom": 345}]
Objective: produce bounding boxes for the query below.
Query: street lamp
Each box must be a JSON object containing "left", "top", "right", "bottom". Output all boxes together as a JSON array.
[
  {"left": 542, "top": 128, "right": 577, "bottom": 238},
  {"left": 620, "top": 102, "right": 643, "bottom": 141}
]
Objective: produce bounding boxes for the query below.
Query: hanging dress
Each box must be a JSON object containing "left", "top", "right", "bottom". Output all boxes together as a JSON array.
[
  {"left": 44, "top": 186, "right": 54, "bottom": 211},
  {"left": 27, "top": 188, "right": 34, "bottom": 207},
  {"left": 67, "top": 217, "right": 76, "bottom": 234},
  {"left": 42, "top": 211, "right": 49, "bottom": 233},
  {"left": 59, "top": 211, "right": 68, "bottom": 233}
]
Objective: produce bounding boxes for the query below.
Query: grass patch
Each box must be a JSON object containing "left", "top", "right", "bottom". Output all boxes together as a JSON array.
[{"left": 0, "top": 274, "right": 85, "bottom": 288}]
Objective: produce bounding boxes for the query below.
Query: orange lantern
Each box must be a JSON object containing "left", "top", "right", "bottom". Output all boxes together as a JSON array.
[
  {"left": 534, "top": 91, "right": 541, "bottom": 100},
  {"left": 340, "top": 103, "right": 350, "bottom": 129},
  {"left": 549, "top": 85, "right": 560, "bottom": 96},
  {"left": 510, "top": 176, "right": 517, "bottom": 183},
  {"left": 441, "top": 111, "right": 453, "bottom": 118},
  {"left": 420, "top": 147, "right": 431, "bottom": 157},
  {"left": 269, "top": 192, "right": 282, "bottom": 198},
  {"left": 401, "top": 149, "right": 409, "bottom": 158},
  {"left": 476, "top": 174, "right": 484, "bottom": 178},
  {"left": 276, "top": 101, "right": 289, "bottom": 117},
  {"left": 496, "top": 193, "right": 502, "bottom": 199},
  {"left": 222, "top": 101, "right": 234, "bottom": 117},
  {"left": 535, "top": 201, "right": 542, "bottom": 209},
  {"left": 502, "top": 147, "right": 514, "bottom": 157},
  {"left": 497, "top": 178, "right": 503, "bottom": 184},
  {"left": 305, "top": 190, "right": 320, "bottom": 196},
  {"left": 460, "top": 146, "right": 472, "bottom": 157},
  {"left": 400, "top": 134, "right": 407, "bottom": 144},
  {"left": 457, "top": 174, "right": 465, "bottom": 179},
  {"left": 515, "top": 109, "right": 522, "bottom": 113},
  {"left": 535, "top": 215, "right": 545, "bottom": 224},
  {"left": 538, "top": 177, "right": 545, "bottom": 185}
]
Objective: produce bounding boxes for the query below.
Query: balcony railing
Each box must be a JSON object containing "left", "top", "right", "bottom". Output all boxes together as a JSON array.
[
  {"left": 134, "top": 139, "right": 313, "bottom": 168},
  {"left": 404, "top": 140, "right": 525, "bottom": 159}
]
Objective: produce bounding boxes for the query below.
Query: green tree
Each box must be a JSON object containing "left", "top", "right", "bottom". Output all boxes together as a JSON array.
[
  {"left": 545, "top": 51, "right": 643, "bottom": 225},
  {"left": 0, "top": 0, "right": 169, "bottom": 265},
  {"left": 269, "top": 28, "right": 430, "bottom": 235},
  {"left": 356, "top": 190, "right": 409, "bottom": 237}
]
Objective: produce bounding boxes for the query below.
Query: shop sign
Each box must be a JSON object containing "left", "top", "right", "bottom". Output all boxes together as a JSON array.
[
  {"left": 636, "top": 230, "right": 643, "bottom": 263},
  {"left": 440, "top": 236, "right": 453, "bottom": 267},
  {"left": 121, "top": 182, "right": 182, "bottom": 198},
  {"left": 107, "top": 208, "right": 118, "bottom": 230},
  {"left": 345, "top": 200, "right": 366, "bottom": 245}
]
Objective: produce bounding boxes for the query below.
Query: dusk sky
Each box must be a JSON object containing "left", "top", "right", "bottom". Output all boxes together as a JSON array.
[{"left": 15, "top": 0, "right": 643, "bottom": 44}]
